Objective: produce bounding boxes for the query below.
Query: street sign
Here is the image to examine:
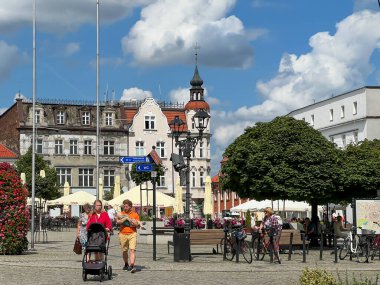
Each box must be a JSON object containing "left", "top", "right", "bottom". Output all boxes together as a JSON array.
[
  {"left": 119, "top": 156, "right": 152, "bottom": 164},
  {"left": 136, "top": 164, "right": 154, "bottom": 172}
]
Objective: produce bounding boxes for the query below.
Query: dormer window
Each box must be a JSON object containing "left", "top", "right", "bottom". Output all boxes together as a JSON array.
[
  {"left": 105, "top": 112, "right": 113, "bottom": 126},
  {"left": 57, "top": 111, "right": 65, "bottom": 125},
  {"left": 35, "top": 110, "right": 41, "bottom": 124},
  {"left": 82, "top": 111, "right": 91, "bottom": 125}
]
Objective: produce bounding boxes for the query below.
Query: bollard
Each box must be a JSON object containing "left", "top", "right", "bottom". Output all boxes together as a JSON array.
[
  {"left": 288, "top": 232, "right": 293, "bottom": 261},
  {"left": 333, "top": 234, "right": 338, "bottom": 263},
  {"left": 223, "top": 229, "right": 228, "bottom": 261},
  {"left": 302, "top": 233, "right": 306, "bottom": 263},
  {"left": 269, "top": 235, "right": 274, "bottom": 263},
  {"left": 320, "top": 232, "right": 324, "bottom": 260},
  {"left": 235, "top": 233, "right": 240, "bottom": 263}
]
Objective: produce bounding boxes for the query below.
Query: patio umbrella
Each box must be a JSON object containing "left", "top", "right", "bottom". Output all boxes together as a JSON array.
[
  {"left": 98, "top": 177, "right": 103, "bottom": 201},
  {"left": 106, "top": 185, "right": 175, "bottom": 208},
  {"left": 47, "top": 191, "right": 96, "bottom": 206},
  {"left": 203, "top": 176, "right": 213, "bottom": 216},
  {"left": 113, "top": 175, "right": 121, "bottom": 198},
  {"left": 63, "top": 181, "right": 70, "bottom": 213},
  {"left": 174, "top": 179, "right": 184, "bottom": 215}
]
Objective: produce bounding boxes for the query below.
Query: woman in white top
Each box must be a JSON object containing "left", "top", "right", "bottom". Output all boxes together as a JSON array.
[{"left": 333, "top": 215, "right": 349, "bottom": 238}]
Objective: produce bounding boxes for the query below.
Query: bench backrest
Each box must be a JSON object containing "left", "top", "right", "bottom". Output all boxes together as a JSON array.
[
  {"left": 190, "top": 229, "right": 224, "bottom": 245},
  {"left": 278, "top": 229, "right": 308, "bottom": 245}
]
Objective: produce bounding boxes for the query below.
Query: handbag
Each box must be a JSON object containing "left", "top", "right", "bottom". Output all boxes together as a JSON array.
[{"left": 73, "top": 237, "right": 82, "bottom": 255}]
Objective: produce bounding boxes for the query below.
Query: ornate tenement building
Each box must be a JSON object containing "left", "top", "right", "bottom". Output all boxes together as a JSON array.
[{"left": 0, "top": 66, "right": 211, "bottom": 216}]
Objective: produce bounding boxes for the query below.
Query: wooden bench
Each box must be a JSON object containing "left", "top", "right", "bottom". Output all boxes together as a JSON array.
[
  {"left": 152, "top": 226, "right": 174, "bottom": 235},
  {"left": 168, "top": 229, "right": 225, "bottom": 254},
  {"left": 278, "top": 229, "right": 310, "bottom": 258}
]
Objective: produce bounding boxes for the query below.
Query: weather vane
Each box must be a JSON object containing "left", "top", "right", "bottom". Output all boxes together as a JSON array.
[{"left": 194, "top": 42, "right": 201, "bottom": 65}]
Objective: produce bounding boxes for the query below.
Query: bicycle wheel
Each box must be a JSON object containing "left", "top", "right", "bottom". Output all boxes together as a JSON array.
[
  {"left": 223, "top": 238, "right": 235, "bottom": 261},
  {"left": 356, "top": 243, "right": 369, "bottom": 263},
  {"left": 339, "top": 240, "right": 349, "bottom": 260},
  {"left": 252, "top": 237, "right": 263, "bottom": 260},
  {"left": 240, "top": 240, "right": 253, "bottom": 264}
]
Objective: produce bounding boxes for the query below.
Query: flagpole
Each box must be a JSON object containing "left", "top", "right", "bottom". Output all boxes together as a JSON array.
[
  {"left": 96, "top": 0, "right": 100, "bottom": 199},
  {"left": 31, "top": 0, "right": 36, "bottom": 250}
]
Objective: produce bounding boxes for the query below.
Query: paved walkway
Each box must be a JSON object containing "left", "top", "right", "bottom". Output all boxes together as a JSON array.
[{"left": 0, "top": 230, "right": 379, "bottom": 285}]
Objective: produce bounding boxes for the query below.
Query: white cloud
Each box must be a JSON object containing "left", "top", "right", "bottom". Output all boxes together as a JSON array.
[
  {"left": 353, "top": 0, "right": 379, "bottom": 11},
  {"left": 0, "top": 40, "right": 28, "bottom": 81},
  {"left": 169, "top": 88, "right": 189, "bottom": 104},
  {"left": 122, "top": 0, "right": 254, "bottom": 68},
  {"left": 210, "top": 10, "right": 380, "bottom": 172},
  {"left": 64, "top": 42, "right": 80, "bottom": 56},
  {"left": 0, "top": 0, "right": 153, "bottom": 34},
  {"left": 120, "top": 87, "right": 152, "bottom": 101}
]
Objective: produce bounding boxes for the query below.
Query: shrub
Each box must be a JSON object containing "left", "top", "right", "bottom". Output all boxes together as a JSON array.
[
  {"left": 0, "top": 163, "right": 30, "bottom": 254},
  {"left": 299, "top": 268, "right": 339, "bottom": 285},
  {"left": 245, "top": 210, "right": 251, "bottom": 228}
]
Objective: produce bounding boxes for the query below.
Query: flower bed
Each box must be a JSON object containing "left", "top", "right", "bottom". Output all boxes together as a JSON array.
[{"left": 0, "top": 163, "right": 30, "bottom": 254}]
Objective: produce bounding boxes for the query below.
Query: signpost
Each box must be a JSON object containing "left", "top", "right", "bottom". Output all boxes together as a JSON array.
[
  {"left": 119, "top": 156, "right": 152, "bottom": 164},
  {"left": 136, "top": 164, "right": 154, "bottom": 172}
]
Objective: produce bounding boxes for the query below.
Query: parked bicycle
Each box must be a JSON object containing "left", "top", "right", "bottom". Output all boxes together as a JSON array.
[
  {"left": 367, "top": 222, "right": 380, "bottom": 261},
  {"left": 221, "top": 226, "right": 253, "bottom": 263},
  {"left": 339, "top": 226, "right": 369, "bottom": 263},
  {"left": 251, "top": 227, "right": 281, "bottom": 264}
]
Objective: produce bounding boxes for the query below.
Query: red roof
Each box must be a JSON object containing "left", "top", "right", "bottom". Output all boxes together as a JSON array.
[
  {"left": 123, "top": 109, "right": 139, "bottom": 125},
  {"left": 163, "top": 110, "right": 188, "bottom": 131},
  {"left": 184, "top": 100, "right": 210, "bottom": 111},
  {"left": 0, "top": 144, "right": 17, "bottom": 158},
  {"left": 211, "top": 174, "right": 219, "bottom": 183}
]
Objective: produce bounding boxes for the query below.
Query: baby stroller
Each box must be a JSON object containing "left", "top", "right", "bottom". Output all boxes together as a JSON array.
[{"left": 82, "top": 222, "right": 112, "bottom": 282}]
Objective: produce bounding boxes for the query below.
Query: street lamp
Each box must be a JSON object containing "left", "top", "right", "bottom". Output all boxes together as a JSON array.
[{"left": 169, "top": 109, "right": 210, "bottom": 235}]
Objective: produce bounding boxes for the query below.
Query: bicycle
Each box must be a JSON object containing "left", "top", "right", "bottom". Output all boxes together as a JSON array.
[
  {"left": 367, "top": 222, "right": 380, "bottom": 261},
  {"left": 252, "top": 227, "right": 281, "bottom": 264},
  {"left": 221, "top": 226, "right": 253, "bottom": 264},
  {"left": 339, "top": 226, "right": 369, "bottom": 263}
]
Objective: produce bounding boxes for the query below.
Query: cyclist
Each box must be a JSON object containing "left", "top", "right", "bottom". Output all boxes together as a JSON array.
[{"left": 259, "top": 207, "right": 282, "bottom": 238}]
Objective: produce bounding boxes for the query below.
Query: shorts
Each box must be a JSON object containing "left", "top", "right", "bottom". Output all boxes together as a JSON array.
[{"left": 119, "top": 232, "right": 137, "bottom": 252}]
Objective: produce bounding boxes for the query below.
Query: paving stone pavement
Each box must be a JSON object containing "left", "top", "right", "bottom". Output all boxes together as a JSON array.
[{"left": 0, "top": 230, "right": 379, "bottom": 285}]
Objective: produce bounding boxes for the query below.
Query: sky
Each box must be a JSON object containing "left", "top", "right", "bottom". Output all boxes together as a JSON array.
[{"left": 1, "top": 0, "right": 380, "bottom": 175}]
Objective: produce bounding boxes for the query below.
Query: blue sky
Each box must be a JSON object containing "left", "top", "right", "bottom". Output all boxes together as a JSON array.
[{"left": 1, "top": 0, "right": 380, "bottom": 174}]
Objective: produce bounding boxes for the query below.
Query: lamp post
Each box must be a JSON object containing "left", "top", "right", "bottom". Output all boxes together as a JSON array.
[{"left": 169, "top": 110, "right": 210, "bottom": 234}]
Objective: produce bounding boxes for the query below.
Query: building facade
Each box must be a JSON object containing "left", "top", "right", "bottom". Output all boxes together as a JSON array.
[
  {"left": 288, "top": 86, "right": 380, "bottom": 148},
  {"left": 0, "top": 66, "right": 211, "bottom": 216}
]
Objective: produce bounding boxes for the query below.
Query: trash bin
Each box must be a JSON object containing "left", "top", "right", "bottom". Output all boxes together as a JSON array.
[{"left": 173, "top": 227, "right": 190, "bottom": 262}]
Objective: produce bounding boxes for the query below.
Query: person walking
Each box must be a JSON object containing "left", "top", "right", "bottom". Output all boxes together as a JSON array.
[
  {"left": 77, "top": 203, "right": 92, "bottom": 248},
  {"left": 117, "top": 199, "right": 141, "bottom": 273},
  {"left": 107, "top": 205, "right": 117, "bottom": 230}
]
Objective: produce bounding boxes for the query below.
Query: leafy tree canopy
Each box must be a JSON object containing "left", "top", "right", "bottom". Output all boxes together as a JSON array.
[
  {"left": 221, "top": 116, "right": 342, "bottom": 206},
  {"left": 340, "top": 139, "right": 380, "bottom": 199},
  {"left": 15, "top": 147, "right": 61, "bottom": 201},
  {"left": 130, "top": 163, "right": 165, "bottom": 186}
]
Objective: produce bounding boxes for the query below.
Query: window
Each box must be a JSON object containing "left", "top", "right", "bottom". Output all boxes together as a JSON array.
[
  {"left": 105, "top": 112, "right": 113, "bottom": 126},
  {"left": 353, "top": 101, "right": 358, "bottom": 115},
  {"left": 157, "top": 175, "right": 165, "bottom": 187},
  {"left": 103, "top": 170, "right": 115, "bottom": 187},
  {"left": 56, "top": 111, "right": 65, "bottom": 125},
  {"left": 79, "top": 168, "right": 94, "bottom": 187},
  {"left": 199, "top": 141, "right": 204, "bottom": 158},
  {"left": 144, "top": 115, "right": 155, "bottom": 130},
  {"left": 329, "top": 109, "right": 334, "bottom": 121},
  {"left": 310, "top": 114, "right": 314, "bottom": 126},
  {"left": 84, "top": 140, "right": 92, "bottom": 155},
  {"left": 353, "top": 132, "right": 358, "bottom": 144},
  {"left": 192, "top": 172, "right": 196, "bottom": 187},
  {"left": 70, "top": 139, "right": 78, "bottom": 155},
  {"left": 340, "top": 106, "right": 345, "bottom": 118},
  {"left": 82, "top": 111, "right": 90, "bottom": 125},
  {"left": 342, "top": 135, "right": 346, "bottom": 147},
  {"left": 192, "top": 121, "right": 195, "bottom": 129},
  {"left": 156, "top": 141, "right": 165, "bottom": 158},
  {"left": 199, "top": 171, "right": 204, "bottom": 186},
  {"left": 56, "top": 168, "right": 71, "bottom": 186},
  {"left": 227, "top": 191, "right": 230, "bottom": 201},
  {"left": 104, "top": 141, "right": 115, "bottom": 155},
  {"left": 36, "top": 138, "right": 43, "bottom": 154},
  {"left": 55, "top": 139, "right": 63, "bottom": 154},
  {"left": 35, "top": 110, "right": 41, "bottom": 124},
  {"left": 136, "top": 141, "right": 144, "bottom": 156}
]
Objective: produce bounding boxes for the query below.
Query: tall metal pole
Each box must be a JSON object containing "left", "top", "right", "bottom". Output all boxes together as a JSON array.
[
  {"left": 185, "top": 155, "right": 191, "bottom": 233},
  {"left": 30, "top": 0, "right": 36, "bottom": 250},
  {"left": 152, "top": 171, "right": 157, "bottom": 261},
  {"left": 95, "top": 0, "right": 100, "bottom": 199},
  {"left": 172, "top": 135, "right": 174, "bottom": 195}
]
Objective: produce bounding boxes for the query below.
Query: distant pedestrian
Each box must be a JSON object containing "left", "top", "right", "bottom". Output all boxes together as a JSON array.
[
  {"left": 107, "top": 205, "right": 117, "bottom": 229},
  {"left": 117, "top": 199, "right": 142, "bottom": 273},
  {"left": 77, "top": 203, "right": 92, "bottom": 248}
]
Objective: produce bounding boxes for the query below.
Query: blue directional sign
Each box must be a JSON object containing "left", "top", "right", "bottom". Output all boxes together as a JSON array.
[
  {"left": 136, "top": 164, "right": 154, "bottom": 172},
  {"left": 119, "top": 156, "right": 152, "bottom": 164}
]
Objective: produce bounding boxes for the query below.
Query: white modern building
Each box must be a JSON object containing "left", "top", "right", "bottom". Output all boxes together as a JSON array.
[{"left": 288, "top": 86, "right": 380, "bottom": 148}]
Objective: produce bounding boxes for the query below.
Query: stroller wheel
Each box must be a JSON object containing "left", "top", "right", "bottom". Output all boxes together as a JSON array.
[
  {"left": 108, "top": 266, "right": 112, "bottom": 280},
  {"left": 82, "top": 269, "right": 87, "bottom": 282}
]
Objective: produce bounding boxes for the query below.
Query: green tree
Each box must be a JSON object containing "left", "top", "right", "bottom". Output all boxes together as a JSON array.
[
  {"left": 340, "top": 139, "right": 380, "bottom": 200},
  {"left": 15, "top": 147, "right": 61, "bottom": 201},
  {"left": 221, "top": 116, "right": 342, "bottom": 215},
  {"left": 130, "top": 163, "right": 165, "bottom": 186}
]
